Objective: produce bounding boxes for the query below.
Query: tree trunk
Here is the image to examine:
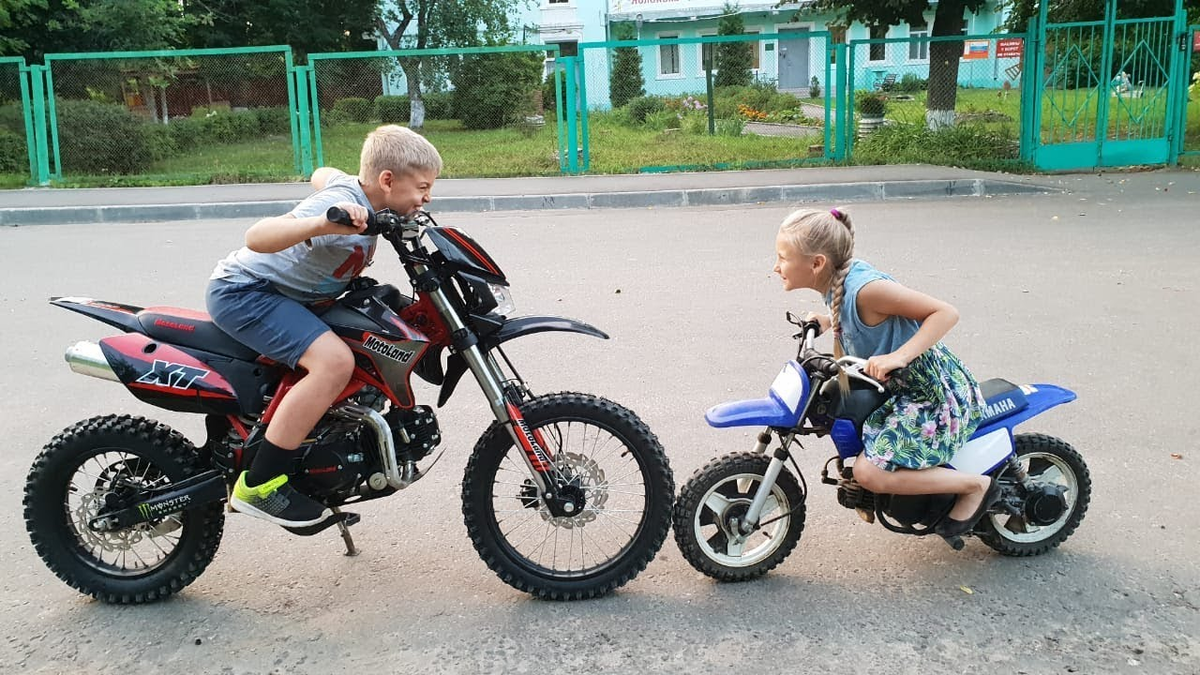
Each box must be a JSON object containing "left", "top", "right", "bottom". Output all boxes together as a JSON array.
[
  {"left": 401, "top": 59, "right": 426, "bottom": 129},
  {"left": 144, "top": 83, "right": 160, "bottom": 124},
  {"left": 926, "top": 0, "right": 967, "bottom": 130}
]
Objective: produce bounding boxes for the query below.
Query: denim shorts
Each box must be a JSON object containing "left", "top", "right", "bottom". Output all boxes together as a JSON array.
[{"left": 206, "top": 277, "right": 330, "bottom": 369}]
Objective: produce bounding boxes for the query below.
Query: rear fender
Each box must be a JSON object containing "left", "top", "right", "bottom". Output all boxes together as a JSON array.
[
  {"left": 51, "top": 297, "right": 143, "bottom": 333},
  {"left": 99, "top": 333, "right": 240, "bottom": 415}
]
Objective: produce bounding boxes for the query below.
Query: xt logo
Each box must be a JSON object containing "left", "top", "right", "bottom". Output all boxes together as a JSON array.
[{"left": 136, "top": 360, "right": 209, "bottom": 390}]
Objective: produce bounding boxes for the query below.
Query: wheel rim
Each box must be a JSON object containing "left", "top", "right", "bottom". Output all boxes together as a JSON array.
[
  {"left": 987, "top": 451, "right": 1079, "bottom": 544},
  {"left": 489, "top": 418, "right": 648, "bottom": 578},
  {"left": 693, "top": 473, "right": 793, "bottom": 568},
  {"left": 64, "top": 449, "right": 184, "bottom": 577}
]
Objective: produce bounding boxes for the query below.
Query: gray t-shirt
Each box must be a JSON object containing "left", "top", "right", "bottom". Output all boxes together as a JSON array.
[{"left": 211, "top": 171, "right": 377, "bottom": 302}]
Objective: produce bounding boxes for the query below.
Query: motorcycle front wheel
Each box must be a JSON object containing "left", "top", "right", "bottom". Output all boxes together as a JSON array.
[
  {"left": 462, "top": 392, "right": 674, "bottom": 600},
  {"left": 673, "top": 452, "right": 806, "bottom": 582}
]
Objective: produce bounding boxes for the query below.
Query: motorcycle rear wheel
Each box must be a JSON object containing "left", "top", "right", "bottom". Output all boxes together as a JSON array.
[
  {"left": 462, "top": 392, "right": 674, "bottom": 600},
  {"left": 976, "top": 433, "right": 1090, "bottom": 556},
  {"left": 24, "top": 415, "right": 225, "bottom": 603},
  {"left": 673, "top": 452, "right": 806, "bottom": 581}
]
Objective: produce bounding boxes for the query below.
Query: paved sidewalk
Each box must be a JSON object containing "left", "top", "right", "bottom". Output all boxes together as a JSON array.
[{"left": 0, "top": 164, "right": 1069, "bottom": 226}]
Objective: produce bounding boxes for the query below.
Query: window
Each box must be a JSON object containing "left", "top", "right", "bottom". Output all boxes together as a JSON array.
[
  {"left": 745, "top": 30, "right": 761, "bottom": 70},
  {"left": 869, "top": 24, "right": 887, "bottom": 61},
  {"left": 658, "top": 33, "right": 681, "bottom": 76},
  {"left": 556, "top": 41, "right": 578, "bottom": 57},
  {"left": 909, "top": 22, "right": 928, "bottom": 60}
]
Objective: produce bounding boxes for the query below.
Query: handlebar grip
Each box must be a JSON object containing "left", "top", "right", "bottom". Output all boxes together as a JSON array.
[{"left": 325, "top": 206, "right": 377, "bottom": 233}]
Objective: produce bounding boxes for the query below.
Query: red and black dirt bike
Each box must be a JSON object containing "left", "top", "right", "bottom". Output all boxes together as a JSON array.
[{"left": 24, "top": 208, "right": 674, "bottom": 603}]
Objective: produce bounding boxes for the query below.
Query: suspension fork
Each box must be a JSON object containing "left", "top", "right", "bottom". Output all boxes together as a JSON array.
[
  {"left": 740, "top": 431, "right": 794, "bottom": 534},
  {"left": 420, "top": 275, "right": 555, "bottom": 494}
]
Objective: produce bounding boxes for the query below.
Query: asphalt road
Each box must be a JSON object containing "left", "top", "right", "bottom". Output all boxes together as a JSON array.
[{"left": 1, "top": 172, "right": 1197, "bottom": 674}]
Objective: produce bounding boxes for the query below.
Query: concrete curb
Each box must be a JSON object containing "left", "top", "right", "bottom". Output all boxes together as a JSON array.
[{"left": 0, "top": 178, "right": 1058, "bottom": 226}]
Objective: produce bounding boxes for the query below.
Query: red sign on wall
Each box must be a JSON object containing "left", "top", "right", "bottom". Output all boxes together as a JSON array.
[
  {"left": 1193, "top": 30, "right": 1200, "bottom": 52},
  {"left": 997, "top": 38, "right": 1024, "bottom": 58}
]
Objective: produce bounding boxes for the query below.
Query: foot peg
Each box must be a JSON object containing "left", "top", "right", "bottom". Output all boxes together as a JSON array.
[
  {"left": 283, "top": 511, "right": 359, "bottom": 537},
  {"left": 941, "top": 534, "right": 965, "bottom": 551}
]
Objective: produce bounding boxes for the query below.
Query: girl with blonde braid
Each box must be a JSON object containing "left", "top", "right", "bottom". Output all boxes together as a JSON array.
[{"left": 773, "top": 207, "right": 998, "bottom": 538}]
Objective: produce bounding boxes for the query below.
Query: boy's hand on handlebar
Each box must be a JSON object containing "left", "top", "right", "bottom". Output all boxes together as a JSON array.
[
  {"left": 865, "top": 352, "right": 908, "bottom": 381},
  {"left": 325, "top": 202, "right": 369, "bottom": 234},
  {"left": 804, "top": 312, "right": 832, "bottom": 336}
]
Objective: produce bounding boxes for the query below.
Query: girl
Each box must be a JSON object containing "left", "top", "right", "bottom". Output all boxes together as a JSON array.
[{"left": 773, "top": 207, "right": 998, "bottom": 538}]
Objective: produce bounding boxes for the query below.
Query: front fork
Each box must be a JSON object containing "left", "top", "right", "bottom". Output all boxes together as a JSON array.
[
  {"left": 423, "top": 283, "right": 559, "bottom": 498},
  {"left": 739, "top": 430, "right": 793, "bottom": 535}
]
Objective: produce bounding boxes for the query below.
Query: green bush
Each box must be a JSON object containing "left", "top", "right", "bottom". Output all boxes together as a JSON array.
[
  {"left": 627, "top": 96, "right": 666, "bottom": 124},
  {"left": 168, "top": 116, "right": 206, "bottom": 152},
  {"left": 422, "top": 92, "right": 455, "bottom": 120},
  {"left": 643, "top": 109, "right": 680, "bottom": 131},
  {"left": 0, "top": 128, "right": 27, "bottom": 173},
  {"left": 140, "top": 123, "right": 177, "bottom": 162},
  {"left": 375, "top": 95, "right": 410, "bottom": 123},
  {"left": 0, "top": 103, "right": 25, "bottom": 135},
  {"left": 253, "top": 106, "right": 291, "bottom": 135},
  {"left": 681, "top": 113, "right": 709, "bottom": 135},
  {"left": 610, "top": 22, "right": 645, "bottom": 108},
  {"left": 897, "top": 74, "right": 928, "bottom": 92},
  {"left": 451, "top": 51, "right": 543, "bottom": 130},
  {"left": 715, "top": 117, "right": 744, "bottom": 137},
  {"left": 854, "top": 122, "right": 1019, "bottom": 169},
  {"left": 809, "top": 76, "right": 822, "bottom": 99},
  {"left": 203, "top": 110, "right": 261, "bottom": 143},
  {"left": 332, "top": 97, "right": 374, "bottom": 123},
  {"left": 543, "top": 75, "right": 566, "bottom": 113},
  {"left": 856, "top": 92, "right": 887, "bottom": 117},
  {"left": 55, "top": 100, "right": 149, "bottom": 174}
]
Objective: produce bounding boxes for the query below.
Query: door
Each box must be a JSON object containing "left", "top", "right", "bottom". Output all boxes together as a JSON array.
[{"left": 778, "top": 28, "right": 811, "bottom": 90}]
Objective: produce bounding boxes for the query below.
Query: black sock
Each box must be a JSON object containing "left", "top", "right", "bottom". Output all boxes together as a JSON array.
[{"left": 246, "top": 438, "right": 297, "bottom": 487}]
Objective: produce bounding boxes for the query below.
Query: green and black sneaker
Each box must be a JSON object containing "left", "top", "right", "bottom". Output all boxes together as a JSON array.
[{"left": 231, "top": 472, "right": 332, "bottom": 528}]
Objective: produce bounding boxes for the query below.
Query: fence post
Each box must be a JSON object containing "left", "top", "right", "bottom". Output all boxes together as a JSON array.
[
  {"left": 1020, "top": 22, "right": 1040, "bottom": 164},
  {"left": 561, "top": 56, "right": 579, "bottom": 174},
  {"left": 706, "top": 64, "right": 715, "bottom": 135},
  {"left": 28, "top": 65, "right": 52, "bottom": 186},
  {"left": 577, "top": 51, "right": 590, "bottom": 172},
  {"left": 555, "top": 62, "right": 567, "bottom": 172},
  {"left": 294, "top": 65, "right": 315, "bottom": 178},
  {"left": 1166, "top": 0, "right": 1188, "bottom": 164},
  {"left": 285, "top": 53, "right": 302, "bottom": 175},
  {"left": 824, "top": 38, "right": 833, "bottom": 161},
  {"left": 834, "top": 43, "right": 849, "bottom": 161},
  {"left": 17, "top": 63, "right": 37, "bottom": 184}
]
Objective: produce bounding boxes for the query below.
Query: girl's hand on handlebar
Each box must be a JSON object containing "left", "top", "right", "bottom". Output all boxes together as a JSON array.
[
  {"left": 325, "top": 202, "right": 369, "bottom": 234},
  {"left": 804, "top": 312, "right": 832, "bottom": 336},
  {"left": 865, "top": 352, "right": 908, "bottom": 381}
]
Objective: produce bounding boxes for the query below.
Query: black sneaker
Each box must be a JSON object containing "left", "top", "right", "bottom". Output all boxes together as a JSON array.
[{"left": 231, "top": 472, "right": 332, "bottom": 527}]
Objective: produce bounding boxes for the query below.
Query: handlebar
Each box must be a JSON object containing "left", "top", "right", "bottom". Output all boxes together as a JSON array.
[
  {"left": 326, "top": 206, "right": 427, "bottom": 238},
  {"left": 791, "top": 316, "right": 887, "bottom": 392}
]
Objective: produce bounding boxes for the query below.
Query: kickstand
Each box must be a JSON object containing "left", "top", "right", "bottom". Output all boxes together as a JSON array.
[{"left": 331, "top": 507, "right": 360, "bottom": 557}]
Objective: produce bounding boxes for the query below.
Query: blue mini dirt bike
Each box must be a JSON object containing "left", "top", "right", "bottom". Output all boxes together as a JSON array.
[{"left": 673, "top": 314, "right": 1091, "bottom": 581}]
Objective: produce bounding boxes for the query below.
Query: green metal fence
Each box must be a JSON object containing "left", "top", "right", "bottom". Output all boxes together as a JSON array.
[
  {"left": 36, "top": 46, "right": 297, "bottom": 186},
  {"left": 1182, "top": 25, "right": 1200, "bottom": 159},
  {"left": 573, "top": 33, "right": 839, "bottom": 174},
  {"left": 845, "top": 33, "right": 1030, "bottom": 170},
  {"left": 305, "top": 44, "right": 562, "bottom": 179},
  {"left": 1029, "top": 0, "right": 1188, "bottom": 170}
]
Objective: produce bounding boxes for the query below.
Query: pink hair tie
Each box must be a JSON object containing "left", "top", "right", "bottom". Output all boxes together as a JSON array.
[{"left": 830, "top": 208, "right": 843, "bottom": 220}]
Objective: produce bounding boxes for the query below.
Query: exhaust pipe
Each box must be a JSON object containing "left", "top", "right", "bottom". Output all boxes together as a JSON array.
[{"left": 65, "top": 341, "right": 120, "bottom": 382}]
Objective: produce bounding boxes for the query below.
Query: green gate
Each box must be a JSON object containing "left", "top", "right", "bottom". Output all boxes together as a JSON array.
[{"left": 1031, "top": 0, "right": 1188, "bottom": 170}]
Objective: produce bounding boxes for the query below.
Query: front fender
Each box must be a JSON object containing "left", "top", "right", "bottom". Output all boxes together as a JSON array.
[{"left": 437, "top": 315, "right": 608, "bottom": 407}]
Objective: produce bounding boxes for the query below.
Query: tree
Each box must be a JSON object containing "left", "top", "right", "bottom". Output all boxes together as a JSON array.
[
  {"left": 3, "top": 0, "right": 197, "bottom": 60},
  {"left": 801, "top": 0, "right": 984, "bottom": 130},
  {"left": 609, "top": 22, "right": 644, "bottom": 108},
  {"left": 999, "top": 0, "right": 1199, "bottom": 31},
  {"left": 0, "top": 0, "right": 45, "bottom": 56},
  {"left": 714, "top": 2, "right": 753, "bottom": 87},
  {"left": 181, "top": 0, "right": 379, "bottom": 57},
  {"left": 376, "top": 0, "right": 521, "bottom": 129}
]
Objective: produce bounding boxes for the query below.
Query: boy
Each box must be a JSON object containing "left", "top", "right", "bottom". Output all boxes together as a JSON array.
[{"left": 206, "top": 125, "right": 442, "bottom": 528}]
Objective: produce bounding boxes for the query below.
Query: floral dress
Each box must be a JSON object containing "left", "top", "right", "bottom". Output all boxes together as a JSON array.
[
  {"left": 860, "top": 342, "right": 985, "bottom": 471},
  {"left": 829, "top": 259, "right": 986, "bottom": 471}
]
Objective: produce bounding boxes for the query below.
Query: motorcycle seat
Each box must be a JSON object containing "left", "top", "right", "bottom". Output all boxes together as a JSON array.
[
  {"left": 136, "top": 307, "right": 261, "bottom": 362},
  {"left": 978, "top": 378, "right": 1029, "bottom": 425}
]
